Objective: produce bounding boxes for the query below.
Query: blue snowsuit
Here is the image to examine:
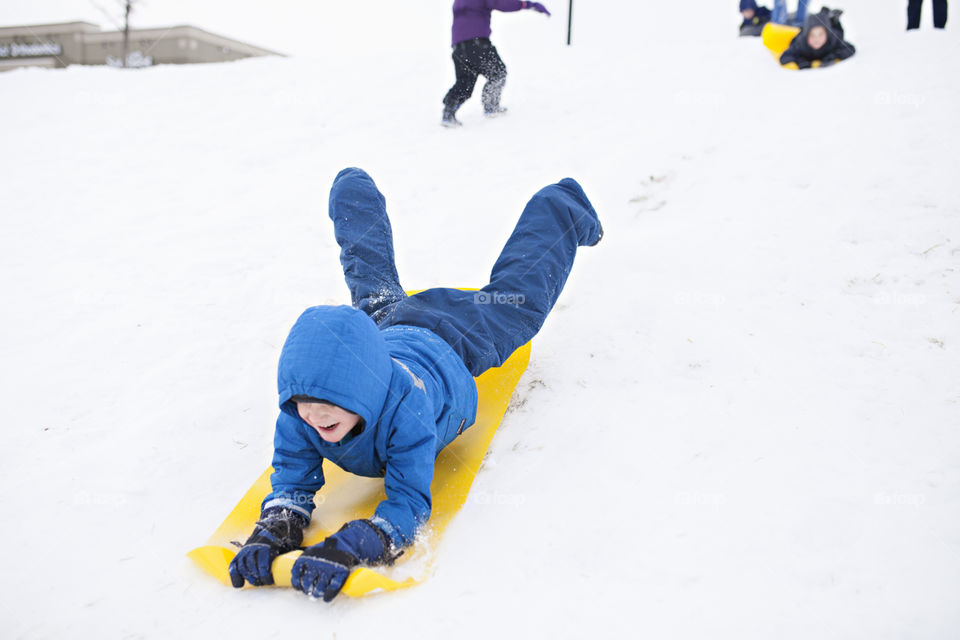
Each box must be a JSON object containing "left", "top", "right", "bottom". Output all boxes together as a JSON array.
[{"left": 263, "top": 168, "right": 602, "bottom": 550}]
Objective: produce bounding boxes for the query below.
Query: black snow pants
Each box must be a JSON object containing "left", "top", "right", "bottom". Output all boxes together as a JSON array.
[
  {"left": 908, "top": 0, "right": 948, "bottom": 28},
  {"left": 442, "top": 37, "right": 507, "bottom": 115}
]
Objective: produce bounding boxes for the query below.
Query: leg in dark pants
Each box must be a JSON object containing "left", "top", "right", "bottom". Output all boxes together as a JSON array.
[
  {"left": 328, "top": 168, "right": 407, "bottom": 325},
  {"left": 442, "top": 38, "right": 508, "bottom": 117},
  {"left": 908, "top": 0, "right": 923, "bottom": 28},
  {"left": 380, "top": 179, "right": 602, "bottom": 376},
  {"left": 933, "top": 0, "right": 948, "bottom": 27},
  {"left": 442, "top": 50, "right": 479, "bottom": 116},
  {"left": 327, "top": 168, "right": 602, "bottom": 377},
  {"left": 908, "top": 0, "right": 948, "bottom": 28},
  {"left": 471, "top": 178, "right": 602, "bottom": 372},
  {"left": 478, "top": 46, "right": 507, "bottom": 113}
]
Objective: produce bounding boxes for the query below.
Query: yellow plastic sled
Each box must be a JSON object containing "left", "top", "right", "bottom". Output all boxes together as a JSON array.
[
  {"left": 188, "top": 336, "right": 531, "bottom": 597},
  {"left": 762, "top": 22, "right": 801, "bottom": 58}
]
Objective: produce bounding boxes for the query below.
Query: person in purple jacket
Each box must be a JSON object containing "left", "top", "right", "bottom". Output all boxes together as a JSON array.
[{"left": 441, "top": 0, "right": 551, "bottom": 128}]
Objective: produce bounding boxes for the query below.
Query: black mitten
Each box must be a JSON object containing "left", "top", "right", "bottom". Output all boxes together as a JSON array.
[{"left": 228, "top": 507, "right": 308, "bottom": 587}]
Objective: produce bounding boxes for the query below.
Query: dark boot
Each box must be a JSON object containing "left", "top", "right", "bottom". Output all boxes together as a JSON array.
[{"left": 441, "top": 107, "right": 462, "bottom": 128}]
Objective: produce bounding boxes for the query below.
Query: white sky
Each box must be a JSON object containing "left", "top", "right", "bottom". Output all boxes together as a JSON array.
[{"left": 0, "top": 0, "right": 455, "bottom": 57}]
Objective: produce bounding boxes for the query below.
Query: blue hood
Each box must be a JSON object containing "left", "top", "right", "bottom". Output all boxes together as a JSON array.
[
  {"left": 277, "top": 306, "right": 393, "bottom": 430},
  {"left": 267, "top": 305, "right": 479, "bottom": 548}
]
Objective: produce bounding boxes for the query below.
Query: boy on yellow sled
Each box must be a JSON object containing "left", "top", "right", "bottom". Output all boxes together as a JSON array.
[{"left": 228, "top": 168, "right": 602, "bottom": 602}]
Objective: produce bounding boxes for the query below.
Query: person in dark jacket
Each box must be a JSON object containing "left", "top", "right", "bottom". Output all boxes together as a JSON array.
[
  {"left": 228, "top": 168, "right": 602, "bottom": 602},
  {"left": 441, "top": 0, "right": 552, "bottom": 127},
  {"left": 739, "top": 0, "right": 773, "bottom": 36},
  {"left": 907, "top": 0, "right": 948, "bottom": 29},
  {"left": 780, "top": 7, "right": 856, "bottom": 69}
]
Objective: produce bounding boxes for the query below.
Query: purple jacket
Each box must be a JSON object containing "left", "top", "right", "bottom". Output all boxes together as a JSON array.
[{"left": 451, "top": 0, "right": 527, "bottom": 46}]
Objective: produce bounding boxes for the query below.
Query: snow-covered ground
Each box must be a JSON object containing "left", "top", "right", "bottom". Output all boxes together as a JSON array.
[{"left": 1, "top": 1, "right": 958, "bottom": 638}]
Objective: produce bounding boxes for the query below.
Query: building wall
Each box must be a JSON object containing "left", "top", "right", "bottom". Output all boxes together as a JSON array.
[{"left": 0, "top": 22, "right": 99, "bottom": 69}]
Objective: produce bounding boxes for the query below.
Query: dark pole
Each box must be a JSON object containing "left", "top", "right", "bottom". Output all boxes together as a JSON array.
[
  {"left": 122, "top": 0, "right": 131, "bottom": 67},
  {"left": 566, "top": 0, "right": 573, "bottom": 45}
]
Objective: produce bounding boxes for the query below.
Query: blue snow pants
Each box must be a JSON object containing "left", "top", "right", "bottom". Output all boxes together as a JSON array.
[
  {"left": 772, "top": 0, "right": 808, "bottom": 26},
  {"left": 328, "top": 167, "right": 602, "bottom": 377}
]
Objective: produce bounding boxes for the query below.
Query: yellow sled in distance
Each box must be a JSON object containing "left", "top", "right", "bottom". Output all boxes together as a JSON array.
[{"left": 762, "top": 22, "right": 844, "bottom": 70}]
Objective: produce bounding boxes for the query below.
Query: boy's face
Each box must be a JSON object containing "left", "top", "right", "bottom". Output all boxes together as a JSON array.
[
  {"left": 807, "top": 25, "right": 828, "bottom": 50},
  {"left": 297, "top": 401, "right": 361, "bottom": 443},
  {"left": 741, "top": 8, "right": 755, "bottom": 19}
]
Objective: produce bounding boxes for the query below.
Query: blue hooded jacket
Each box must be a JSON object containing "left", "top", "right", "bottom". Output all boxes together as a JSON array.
[{"left": 262, "top": 306, "right": 478, "bottom": 550}]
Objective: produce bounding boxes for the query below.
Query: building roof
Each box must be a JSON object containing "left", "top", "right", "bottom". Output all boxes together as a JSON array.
[
  {"left": 82, "top": 25, "right": 284, "bottom": 57},
  {"left": 0, "top": 21, "right": 100, "bottom": 36},
  {"left": 0, "top": 21, "right": 283, "bottom": 58}
]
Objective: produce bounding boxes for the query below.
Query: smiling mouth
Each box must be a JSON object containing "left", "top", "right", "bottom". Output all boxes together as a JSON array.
[{"left": 318, "top": 423, "right": 339, "bottom": 431}]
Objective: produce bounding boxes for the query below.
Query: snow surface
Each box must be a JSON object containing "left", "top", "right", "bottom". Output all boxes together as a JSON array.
[{"left": 1, "top": 1, "right": 958, "bottom": 638}]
